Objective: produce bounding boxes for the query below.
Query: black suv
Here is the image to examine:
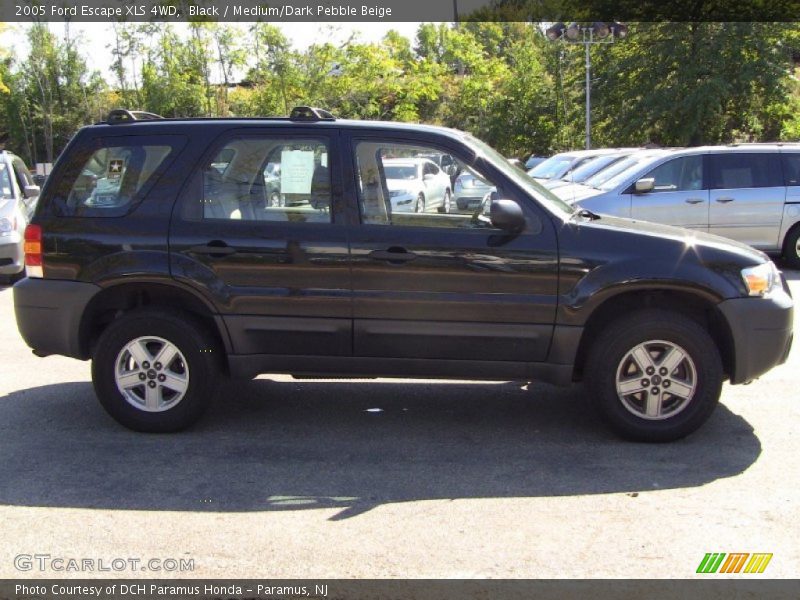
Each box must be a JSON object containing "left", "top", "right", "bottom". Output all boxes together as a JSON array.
[{"left": 13, "top": 108, "right": 794, "bottom": 441}]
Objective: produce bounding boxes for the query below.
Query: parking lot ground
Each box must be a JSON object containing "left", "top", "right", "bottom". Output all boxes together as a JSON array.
[{"left": 0, "top": 270, "right": 798, "bottom": 579}]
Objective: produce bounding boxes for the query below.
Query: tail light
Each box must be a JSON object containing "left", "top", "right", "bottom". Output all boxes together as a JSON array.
[{"left": 24, "top": 224, "right": 43, "bottom": 278}]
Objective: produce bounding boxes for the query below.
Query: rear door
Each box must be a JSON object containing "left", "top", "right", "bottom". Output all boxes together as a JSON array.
[
  {"left": 630, "top": 154, "right": 709, "bottom": 230},
  {"left": 708, "top": 151, "right": 785, "bottom": 250},
  {"left": 169, "top": 128, "right": 352, "bottom": 357}
]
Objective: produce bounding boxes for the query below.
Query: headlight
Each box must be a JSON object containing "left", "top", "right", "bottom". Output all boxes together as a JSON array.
[
  {"left": 741, "top": 262, "right": 781, "bottom": 297},
  {"left": 0, "top": 217, "right": 13, "bottom": 236},
  {"left": 389, "top": 190, "right": 412, "bottom": 198}
]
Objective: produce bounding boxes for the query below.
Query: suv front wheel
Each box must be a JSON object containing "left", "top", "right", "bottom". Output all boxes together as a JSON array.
[
  {"left": 91, "top": 308, "right": 220, "bottom": 432},
  {"left": 585, "top": 309, "right": 723, "bottom": 442}
]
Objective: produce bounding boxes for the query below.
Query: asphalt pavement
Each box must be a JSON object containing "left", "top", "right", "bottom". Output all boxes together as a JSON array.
[{"left": 0, "top": 269, "right": 798, "bottom": 579}]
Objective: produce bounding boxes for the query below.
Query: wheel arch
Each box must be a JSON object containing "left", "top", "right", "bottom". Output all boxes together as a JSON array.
[
  {"left": 78, "top": 281, "right": 231, "bottom": 372},
  {"left": 571, "top": 288, "right": 734, "bottom": 382}
]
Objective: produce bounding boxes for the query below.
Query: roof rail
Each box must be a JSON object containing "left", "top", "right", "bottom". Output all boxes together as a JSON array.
[
  {"left": 289, "top": 106, "right": 336, "bottom": 122},
  {"left": 107, "top": 109, "right": 165, "bottom": 124}
]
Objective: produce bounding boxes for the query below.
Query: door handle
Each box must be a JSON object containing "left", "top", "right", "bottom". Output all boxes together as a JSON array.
[
  {"left": 685, "top": 198, "right": 704, "bottom": 204},
  {"left": 715, "top": 197, "right": 734, "bottom": 203},
  {"left": 368, "top": 248, "right": 418, "bottom": 263},
  {"left": 189, "top": 241, "right": 237, "bottom": 256}
]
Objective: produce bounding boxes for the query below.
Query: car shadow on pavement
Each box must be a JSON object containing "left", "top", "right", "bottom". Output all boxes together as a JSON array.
[{"left": 0, "top": 379, "right": 760, "bottom": 520}]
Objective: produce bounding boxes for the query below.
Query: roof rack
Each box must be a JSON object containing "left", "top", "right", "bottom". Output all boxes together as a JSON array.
[
  {"left": 289, "top": 106, "right": 336, "bottom": 122},
  {"left": 107, "top": 109, "right": 165, "bottom": 124}
]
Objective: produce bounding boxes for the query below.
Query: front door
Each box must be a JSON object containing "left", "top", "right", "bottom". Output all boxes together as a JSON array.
[
  {"left": 630, "top": 154, "right": 709, "bottom": 230},
  {"left": 344, "top": 134, "right": 559, "bottom": 363},
  {"left": 169, "top": 128, "right": 352, "bottom": 356}
]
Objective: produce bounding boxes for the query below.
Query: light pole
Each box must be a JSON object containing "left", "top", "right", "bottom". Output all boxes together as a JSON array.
[{"left": 546, "top": 22, "right": 628, "bottom": 150}]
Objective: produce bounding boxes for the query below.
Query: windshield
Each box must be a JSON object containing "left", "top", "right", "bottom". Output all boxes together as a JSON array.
[
  {"left": 581, "top": 155, "right": 645, "bottom": 189},
  {"left": 466, "top": 134, "right": 573, "bottom": 216},
  {"left": 565, "top": 155, "right": 625, "bottom": 183},
  {"left": 595, "top": 154, "right": 665, "bottom": 191},
  {"left": 0, "top": 163, "right": 13, "bottom": 199},
  {"left": 528, "top": 155, "right": 575, "bottom": 179},
  {"left": 384, "top": 165, "right": 417, "bottom": 180}
]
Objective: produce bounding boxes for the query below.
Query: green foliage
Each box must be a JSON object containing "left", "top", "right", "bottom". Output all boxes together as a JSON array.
[{"left": 1, "top": 21, "right": 800, "bottom": 165}]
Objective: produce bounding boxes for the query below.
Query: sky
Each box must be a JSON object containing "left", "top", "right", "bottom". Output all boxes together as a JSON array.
[{"left": 4, "top": 21, "right": 425, "bottom": 82}]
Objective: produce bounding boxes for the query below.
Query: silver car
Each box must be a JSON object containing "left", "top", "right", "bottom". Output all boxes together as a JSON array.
[
  {"left": 453, "top": 169, "right": 496, "bottom": 212},
  {"left": 544, "top": 151, "right": 635, "bottom": 190},
  {"left": 384, "top": 158, "right": 453, "bottom": 213},
  {"left": 528, "top": 148, "right": 628, "bottom": 184},
  {"left": 0, "top": 151, "right": 40, "bottom": 283},
  {"left": 571, "top": 144, "right": 800, "bottom": 268}
]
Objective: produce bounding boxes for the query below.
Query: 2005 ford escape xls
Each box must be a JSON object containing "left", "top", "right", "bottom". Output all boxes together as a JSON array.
[{"left": 13, "top": 107, "right": 794, "bottom": 441}]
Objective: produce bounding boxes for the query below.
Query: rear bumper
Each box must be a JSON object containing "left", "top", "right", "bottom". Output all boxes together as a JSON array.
[
  {"left": 13, "top": 278, "right": 100, "bottom": 359},
  {"left": 717, "top": 288, "right": 794, "bottom": 384}
]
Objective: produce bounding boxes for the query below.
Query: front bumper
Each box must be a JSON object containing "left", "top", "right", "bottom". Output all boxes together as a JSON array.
[
  {"left": 14, "top": 277, "right": 101, "bottom": 359},
  {"left": 0, "top": 232, "right": 24, "bottom": 275},
  {"left": 389, "top": 194, "right": 416, "bottom": 213},
  {"left": 717, "top": 287, "right": 793, "bottom": 384}
]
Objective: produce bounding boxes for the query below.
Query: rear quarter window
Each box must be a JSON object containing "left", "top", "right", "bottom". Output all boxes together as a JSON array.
[
  {"left": 49, "top": 134, "right": 186, "bottom": 217},
  {"left": 781, "top": 153, "right": 800, "bottom": 186}
]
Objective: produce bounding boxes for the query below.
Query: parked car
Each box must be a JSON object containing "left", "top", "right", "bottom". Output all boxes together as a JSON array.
[
  {"left": 383, "top": 157, "right": 453, "bottom": 213},
  {"left": 0, "top": 151, "right": 40, "bottom": 283},
  {"left": 543, "top": 151, "right": 635, "bottom": 190},
  {"left": 552, "top": 150, "right": 672, "bottom": 203},
  {"left": 453, "top": 168, "right": 496, "bottom": 212},
  {"left": 13, "top": 107, "right": 793, "bottom": 442},
  {"left": 524, "top": 154, "right": 547, "bottom": 170},
  {"left": 528, "top": 149, "right": 624, "bottom": 183},
  {"left": 570, "top": 145, "right": 800, "bottom": 268}
]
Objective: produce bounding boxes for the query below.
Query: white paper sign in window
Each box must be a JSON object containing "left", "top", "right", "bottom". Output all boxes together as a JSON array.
[{"left": 280, "top": 150, "right": 314, "bottom": 194}]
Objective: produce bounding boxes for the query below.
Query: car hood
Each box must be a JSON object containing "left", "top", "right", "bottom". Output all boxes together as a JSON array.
[
  {"left": 0, "top": 197, "right": 17, "bottom": 214},
  {"left": 386, "top": 179, "right": 419, "bottom": 192},
  {"left": 580, "top": 213, "right": 768, "bottom": 264},
  {"left": 552, "top": 183, "right": 602, "bottom": 202}
]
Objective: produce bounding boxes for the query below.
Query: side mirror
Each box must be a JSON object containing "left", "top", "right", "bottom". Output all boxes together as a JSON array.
[
  {"left": 24, "top": 185, "right": 40, "bottom": 199},
  {"left": 490, "top": 199, "right": 526, "bottom": 233},
  {"left": 634, "top": 178, "right": 655, "bottom": 193}
]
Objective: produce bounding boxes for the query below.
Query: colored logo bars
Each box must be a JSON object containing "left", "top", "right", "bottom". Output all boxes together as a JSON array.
[{"left": 696, "top": 553, "right": 773, "bottom": 574}]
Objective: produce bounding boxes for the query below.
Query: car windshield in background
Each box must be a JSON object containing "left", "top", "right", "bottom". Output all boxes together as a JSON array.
[
  {"left": 528, "top": 156, "right": 574, "bottom": 179},
  {"left": 565, "top": 155, "right": 625, "bottom": 183},
  {"left": 595, "top": 154, "right": 667, "bottom": 192},
  {"left": 384, "top": 165, "right": 417, "bottom": 180},
  {"left": 466, "top": 135, "right": 573, "bottom": 216}
]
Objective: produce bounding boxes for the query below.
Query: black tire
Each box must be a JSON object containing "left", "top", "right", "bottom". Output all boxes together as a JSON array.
[
  {"left": 782, "top": 225, "right": 800, "bottom": 270},
  {"left": 438, "top": 190, "right": 452, "bottom": 214},
  {"left": 415, "top": 193, "right": 425, "bottom": 213},
  {"left": 584, "top": 309, "right": 723, "bottom": 442},
  {"left": 91, "top": 308, "right": 220, "bottom": 432}
]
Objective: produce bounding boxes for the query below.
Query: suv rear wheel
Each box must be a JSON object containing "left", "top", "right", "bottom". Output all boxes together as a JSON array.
[
  {"left": 585, "top": 309, "right": 723, "bottom": 442},
  {"left": 91, "top": 308, "right": 220, "bottom": 432}
]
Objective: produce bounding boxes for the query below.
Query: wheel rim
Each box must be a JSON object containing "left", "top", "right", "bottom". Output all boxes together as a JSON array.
[
  {"left": 114, "top": 336, "right": 190, "bottom": 412},
  {"left": 614, "top": 339, "right": 697, "bottom": 420},
  {"left": 416, "top": 194, "right": 424, "bottom": 213},
  {"left": 444, "top": 192, "right": 451, "bottom": 213}
]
